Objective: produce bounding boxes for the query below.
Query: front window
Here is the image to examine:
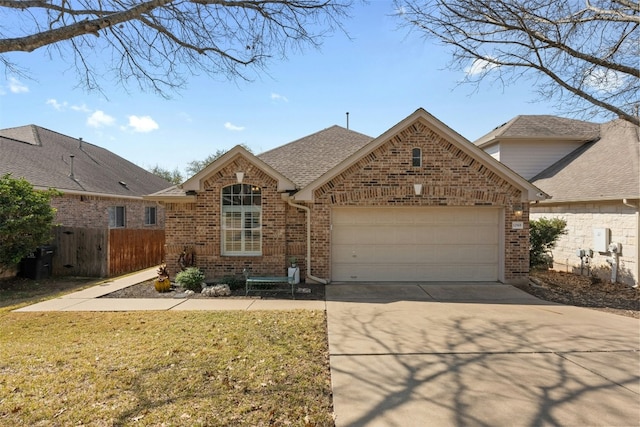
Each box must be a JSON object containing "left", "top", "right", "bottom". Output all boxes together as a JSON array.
[
  {"left": 221, "top": 184, "right": 262, "bottom": 255},
  {"left": 412, "top": 148, "right": 422, "bottom": 167},
  {"left": 145, "top": 206, "right": 157, "bottom": 226},
  {"left": 108, "top": 206, "right": 126, "bottom": 228}
]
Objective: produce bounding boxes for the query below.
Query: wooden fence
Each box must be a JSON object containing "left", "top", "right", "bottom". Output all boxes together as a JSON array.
[
  {"left": 52, "top": 226, "right": 164, "bottom": 277},
  {"left": 108, "top": 229, "right": 165, "bottom": 277}
]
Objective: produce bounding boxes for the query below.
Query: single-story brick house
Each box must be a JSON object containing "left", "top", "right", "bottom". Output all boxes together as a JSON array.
[
  {"left": 0, "top": 125, "right": 171, "bottom": 277},
  {"left": 147, "top": 108, "right": 546, "bottom": 284},
  {"left": 475, "top": 116, "right": 639, "bottom": 287}
]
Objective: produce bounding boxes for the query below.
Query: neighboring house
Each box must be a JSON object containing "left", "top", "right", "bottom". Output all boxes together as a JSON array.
[
  {"left": 146, "top": 108, "right": 545, "bottom": 284},
  {"left": 475, "top": 117, "right": 639, "bottom": 287},
  {"left": 0, "top": 125, "right": 171, "bottom": 277}
]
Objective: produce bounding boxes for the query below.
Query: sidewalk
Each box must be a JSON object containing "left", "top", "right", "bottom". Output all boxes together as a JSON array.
[{"left": 14, "top": 267, "right": 326, "bottom": 312}]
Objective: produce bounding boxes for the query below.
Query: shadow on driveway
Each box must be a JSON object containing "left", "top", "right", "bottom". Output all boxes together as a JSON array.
[{"left": 326, "top": 283, "right": 640, "bottom": 427}]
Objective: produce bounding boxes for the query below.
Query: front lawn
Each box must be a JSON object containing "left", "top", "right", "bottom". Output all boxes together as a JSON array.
[{"left": 0, "top": 282, "right": 333, "bottom": 426}]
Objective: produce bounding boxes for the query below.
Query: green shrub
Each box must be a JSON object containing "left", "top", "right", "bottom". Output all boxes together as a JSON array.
[
  {"left": 0, "top": 174, "right": 60, "bottom": 274},
  {"left": 218, "top": 275, "right": 245, "bottom": 291},
  {"left": 175, "top": 267, "right": 205, "bottom": 292},
  {"left": 530, "top": 217, "right": 568, "bottom": 268}
]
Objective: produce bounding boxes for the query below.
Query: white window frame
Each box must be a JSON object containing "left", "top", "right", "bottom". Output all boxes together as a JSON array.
[
  {"left": 108, "top": 206, "right": 126, "bottom": 228},
  {"left": 221, "top": 184, "right": 262, "bottom": 256},
  {"left": 144, "top": 206, "right": 157, "bottom": 226}
]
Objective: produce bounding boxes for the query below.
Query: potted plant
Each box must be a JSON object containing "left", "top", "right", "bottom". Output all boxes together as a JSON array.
[
  {"left": 155, "top": 264, "right": 171, "bottom": 293},
  {"left": 289, "top": 256, "right": 297, "bottom": 268}
]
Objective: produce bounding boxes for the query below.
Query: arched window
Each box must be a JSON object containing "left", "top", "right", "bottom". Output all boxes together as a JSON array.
[
  {"left": 221, "top": 184, "right": 262, "bottom": 255},
  {"left": 412, "top": 148, "right": 422, "bottom": 167}
]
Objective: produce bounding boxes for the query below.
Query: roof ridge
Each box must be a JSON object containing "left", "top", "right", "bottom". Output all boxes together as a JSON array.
[{"left": 258, "top": 124, "right": 373, "bottom": 156}]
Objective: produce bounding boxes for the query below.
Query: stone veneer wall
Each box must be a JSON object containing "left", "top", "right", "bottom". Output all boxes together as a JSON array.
[
  {"left": 309, "top": 121, "right": 530, "bottom": 283},
  {"left": 51, "top": 194, "right": 165, "bottom": 229},
  {"left": 531, "top": 202, "right": 639, "bottom": 287}
]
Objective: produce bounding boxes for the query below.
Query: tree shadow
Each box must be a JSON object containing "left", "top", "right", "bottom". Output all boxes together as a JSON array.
[{"left": 327, "top": 292, "right": 640, "bottom": 426}]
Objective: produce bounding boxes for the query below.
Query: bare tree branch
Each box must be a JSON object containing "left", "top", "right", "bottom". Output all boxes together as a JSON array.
[
  {"left": 395, "top": 0, "right": 639, "bottom": 126},
  {"left": 0, "top": 0, "right": 352, "bottom": 95}
]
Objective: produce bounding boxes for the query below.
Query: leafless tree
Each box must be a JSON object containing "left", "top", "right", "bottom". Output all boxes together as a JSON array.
[
  {"left": 395, "top": 0, "right": 639, "bottom": 126},
  {"left": 0, "top": 0, "right": 352, "bottom": 96}
]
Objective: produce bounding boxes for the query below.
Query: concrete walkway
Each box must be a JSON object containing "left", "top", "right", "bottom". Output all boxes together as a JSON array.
[
  {"left": 326, "top": 283, "right": 640, "bottom": 427},
  {"left": 14, "top": 267, "right": 325, "bottom": 312}
]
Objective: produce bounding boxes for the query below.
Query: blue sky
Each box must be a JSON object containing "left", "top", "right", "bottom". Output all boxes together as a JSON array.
[{"left": 0, "top": 2, "right": 564, "bottom": 176}]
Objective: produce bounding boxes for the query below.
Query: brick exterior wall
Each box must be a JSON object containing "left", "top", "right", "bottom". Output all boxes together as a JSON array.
[
  {"left": 163, "top": 156, "right": 292, "bottom": 280},
  {"left": 51, "top": 194, "right": 165, "bottom": 230},
  {"left": 309, "top": 121, "right": 529, "bottom": 283},
  {"left": 531, "top": 202, "right": 639, "bottom": 286},
  {"left": 163, "top": 121, "right": 530, "bottom": 283}
]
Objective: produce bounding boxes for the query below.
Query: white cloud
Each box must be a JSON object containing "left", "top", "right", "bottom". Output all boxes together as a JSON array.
[
  {"left": 585, "top": 68, "right": 625, "bottom": 93},
  {"left": 71, "top": 103, "right": 91, "bottom": 113},
  {"left": 271, "top": 92, "right": 289, "bottom": 103},
  {"left": 224, "top": 122, "right": 245, "bottom": 131},
  {"left": 128, "top": 115, "right": 159, "bottom": 133},
  {"left": 46, "top": 98, "right": 68, "bottom": 111},
  {"left": 8, "top": 77, "right": 29, "bottom": 94},
  {"left": 87, "top": 110, "right": 116, "bottom": 128},
  {"left": 465, "top": 58, "right": 498, "bottom": 76}
]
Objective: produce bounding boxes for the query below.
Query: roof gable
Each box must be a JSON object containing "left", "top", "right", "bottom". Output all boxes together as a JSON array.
[
  {"left": 532, "top": 119, "right": 640, "bottom": 202},
  {"left": 293, "top": 108, "right": 546, "bottom": 202},
  {"left": 181, "top": 145, "right": 296, "bottom": 193},
  {"left": 0, "top": 125, "right": 171, "bottom": 198},
  {"left": 257, "top": 125, "right": 373, "bottom": 188},
  {"left": 474, "top": 115, "right": 600, "bottom": 148}
]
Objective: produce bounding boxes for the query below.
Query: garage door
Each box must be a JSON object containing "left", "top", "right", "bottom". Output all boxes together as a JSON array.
[{"left": 331, "top": 207, "right": 500, "bottom": 282}]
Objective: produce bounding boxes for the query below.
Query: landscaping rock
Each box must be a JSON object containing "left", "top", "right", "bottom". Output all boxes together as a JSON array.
[{"left": 202, "top": 284, "right": 231, "bottom": 297}]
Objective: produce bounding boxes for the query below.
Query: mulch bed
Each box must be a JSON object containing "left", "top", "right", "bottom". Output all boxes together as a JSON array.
[
  {"left": 101, "top": 280, "right": 326, "bottom": 301},
  {"left": 515, "top": 270, "right": 639, "bottom": 318}
]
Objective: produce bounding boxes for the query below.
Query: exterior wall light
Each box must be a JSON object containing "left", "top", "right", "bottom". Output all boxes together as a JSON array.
[
  {"left": 414, "top": 183, "right": 423, "bottom": 196},
  {"left": 512, "top": 203, "right": 523, "bottom": 218},
  {"left": 236, "top": 172, "right": 244, "bottom": 184}
]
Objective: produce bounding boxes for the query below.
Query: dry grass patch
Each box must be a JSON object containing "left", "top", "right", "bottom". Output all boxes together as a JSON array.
[
  {"left": 0, "top": 276, "right": 100, "bottom": 310},
  {"left": 0, "top": 310, "right": 333, "bottom": 426}
]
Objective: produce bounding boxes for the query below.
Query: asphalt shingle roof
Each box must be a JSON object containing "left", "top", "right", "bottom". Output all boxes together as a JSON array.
[
  {"left": 474, "top": 115, "right": 600, "bottom": 147},
  {"left": 257, "top": 125, "right": 374, "bottom": 188},
  {"left": 531, "top": 119, "right": 639, "bottom": 202},
  {"left": 0, "top": 125, "right": 172, "bottom": 197}
]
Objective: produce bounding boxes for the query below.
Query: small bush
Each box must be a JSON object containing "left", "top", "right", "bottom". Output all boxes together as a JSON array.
[
  {"left": 530, "top": 217, "right": 568, "bottom": 268},
  {"left": 175, "top": 267, "right": 205, "bottom": 292},
  {"left": 218, "top": 275, "right": 245, "bottom": 291}
]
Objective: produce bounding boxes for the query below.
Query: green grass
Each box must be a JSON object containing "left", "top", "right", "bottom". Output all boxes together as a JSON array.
[{"left": 0, "top": 279, "right": 333, "bottom": 426}]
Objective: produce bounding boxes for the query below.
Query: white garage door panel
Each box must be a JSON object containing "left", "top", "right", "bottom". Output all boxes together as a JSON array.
[
  {"left": 331, "top": 207, "right": 500, "bottom": 282},
  {"left": 333, "top": 244, "right": 498, "bottom": 264}
]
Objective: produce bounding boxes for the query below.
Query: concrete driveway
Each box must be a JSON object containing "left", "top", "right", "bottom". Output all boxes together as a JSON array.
[{"left": 326, "top": 283, "right": 639, "bottom": 427}]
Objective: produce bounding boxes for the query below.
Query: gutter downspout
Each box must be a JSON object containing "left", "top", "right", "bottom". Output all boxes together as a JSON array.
[
  {"left": 623, "top": 199, "right": 639, "bottom": 288},
  {"left": 286, "top": 196, "right": 329, "bottom": 285}
]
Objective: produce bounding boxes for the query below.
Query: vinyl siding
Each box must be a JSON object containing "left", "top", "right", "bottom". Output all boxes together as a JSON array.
[{"left": 499, "top": 140, "right": 584, "bottom": 179}]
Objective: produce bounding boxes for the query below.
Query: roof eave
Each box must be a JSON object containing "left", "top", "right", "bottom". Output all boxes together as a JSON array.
[
  {"left": 533, "top": 195, "right": 640, "bottom": 205},
  {"left": 293, "top": 108, "right": 548, "bottom": 203},
  {"left": 143, "top": 194, "right": 196, "bottom": 203},
  {"left": 36, "top": 186, "right": 147, "bottom": 201}
]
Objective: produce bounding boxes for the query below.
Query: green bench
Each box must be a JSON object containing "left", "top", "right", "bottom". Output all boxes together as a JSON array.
[{"left": 245, "top": 276, "right": 296, "bottom": 298}]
